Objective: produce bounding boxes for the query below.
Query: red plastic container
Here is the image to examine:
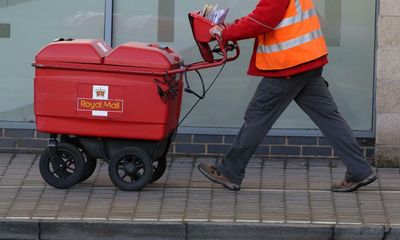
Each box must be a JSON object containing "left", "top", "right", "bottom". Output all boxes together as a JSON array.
[{"left": 34, "top": 39, "right": 184, "bottom": 140}]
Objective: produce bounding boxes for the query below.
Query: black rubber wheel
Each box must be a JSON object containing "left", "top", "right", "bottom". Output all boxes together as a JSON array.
[
  {"left": 108, "top": 147, "right": 153, "bottom": 191},
  {"left": 39, "top": 143, "right": 85, "bottom": 189},
  {"left": 150, "top": 155, "right": 167, "bottom": 183},
  {"left": 66, "top": 137, "right": 97, "bottom": 183},
  {"left": 80, "top": 152, "right": 97, "bottom": 182}
]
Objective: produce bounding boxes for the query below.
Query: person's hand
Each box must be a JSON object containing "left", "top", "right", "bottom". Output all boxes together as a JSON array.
[{"left": 209, "top": 25, "right": 225, "bottom": 38}]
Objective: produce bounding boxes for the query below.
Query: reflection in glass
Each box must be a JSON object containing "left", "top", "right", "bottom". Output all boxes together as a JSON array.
[
  {"left": 0, "top": 0, "right": 376, "bottom": 133},
  {"left": 0, "top": 0, "right": 104, "bottom": 121},
  {"left": 115, "top": 0, "right": 376, "bottom": 131}
]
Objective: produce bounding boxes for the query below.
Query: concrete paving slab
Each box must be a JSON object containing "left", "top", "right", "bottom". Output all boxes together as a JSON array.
[{"left": 0, "top": 154, "right": 399, "bottom": 239}]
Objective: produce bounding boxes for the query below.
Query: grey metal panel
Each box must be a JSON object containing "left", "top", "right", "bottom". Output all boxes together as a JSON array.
[
  {"left": 0, "top": 23, "right": 10, "bottom": 38},
  {"left": 371, "top": 0, "right": 378, "bottom": 138},
  {"left": 104, "top": 0, "right": 113, "bottom": 46},
  {"left": 157, "top": 0, "right": 175, "bottom": 42},
  {"left": 325, "top": 0, "right": 342, "bottom": 46}
]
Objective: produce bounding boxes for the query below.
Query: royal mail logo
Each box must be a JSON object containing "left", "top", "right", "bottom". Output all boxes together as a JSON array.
[
  {"left": 96, "top": 88, "right": 106, "bottom": 98},
  {"left": 77, "top": 99, "right": 124, "bottom": 112},
  {"left": 77, "top": 85, "right": 124, "bottom": 117}
]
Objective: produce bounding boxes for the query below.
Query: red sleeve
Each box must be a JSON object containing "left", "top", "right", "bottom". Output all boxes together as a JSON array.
[{"left": 221, "top": 0, "right": 290, "bottom": 41}]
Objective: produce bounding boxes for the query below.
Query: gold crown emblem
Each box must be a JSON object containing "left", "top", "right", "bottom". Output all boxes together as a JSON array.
[{"left": 96, "top": 89, "right": 106, "bottom": 97}]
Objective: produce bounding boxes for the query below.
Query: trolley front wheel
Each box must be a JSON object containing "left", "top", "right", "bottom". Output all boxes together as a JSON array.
[{"left": 39, "top": 143, "right": 85, "bottom": 189}]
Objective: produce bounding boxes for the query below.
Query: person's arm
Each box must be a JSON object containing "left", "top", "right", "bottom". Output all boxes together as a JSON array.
[{"left": 221, "top": 0, "right": 290, "bottom": 41}]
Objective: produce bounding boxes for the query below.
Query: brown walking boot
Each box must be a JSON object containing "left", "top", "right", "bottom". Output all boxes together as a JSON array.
[
  {"left": 198, "top": 163, "right": 240, "bottom": 191},
  {"left": 331, "top": 173, "right": 377, "bottom": 192}
]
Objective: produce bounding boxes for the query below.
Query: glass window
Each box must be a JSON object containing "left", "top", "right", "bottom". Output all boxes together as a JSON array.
[
  {"left": 0, "top": 0, "right": 104, "bottom": 122},
  {"left": 113, "top": 0, "right": 159, "bottom": 45},
  {"left": 113, "top": 0, "right": 376, "bottom": 131},
  {"left": 1, "top": 0, "right": 376, "bottom": 133}
]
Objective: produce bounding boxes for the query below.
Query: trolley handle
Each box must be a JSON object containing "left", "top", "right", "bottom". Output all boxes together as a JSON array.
[
  {"left": 166, "top": 35, "right": 240, "bottom": 76},
  {"left": 227, "top": 41, "right": 240, "bottom": 62},
  {"left": 185, "top": 35, "right": 239, "bottom": 72},
  {"left": 212, "top": 42, "right": 238, "bottom": 55},
  {"left": 180, "top": 35, "right": 240, "bottom": 100},
  {"left": 212, "top": 43, "right": 234, "bottom": 53},
  {"left": 214, "top": 41, "right": 240, "bottom": 62}
]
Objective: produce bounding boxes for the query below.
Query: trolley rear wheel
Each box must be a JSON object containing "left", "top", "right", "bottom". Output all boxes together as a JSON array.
[
  {"left": 79, "top": 152, "right": 97, "bottom": 183},
  {"left": 150, "top": 155, "right": 167, "bottom": 183},
  {"left": 39, "top": 143, "right": 85, "bottom": 189},
  {"left": 108, "top": 147, "right": 153, "bottom": 191},
  {"left": 67, "top": 137, "right": 97, "bottom": 183}
]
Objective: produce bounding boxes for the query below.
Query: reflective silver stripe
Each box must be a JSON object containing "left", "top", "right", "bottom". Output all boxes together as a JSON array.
[
  {"left": 258, "top": 29, "right": 324, "bottom": 54},
  {"left": 295, "top": 0, "right": 302, "bottom": 14},
  {"left": 275, "top": 0, "right": 318, "bottom": 30},
  {"left": 275, "top": 8, "right": 317, "bottom": 30}
]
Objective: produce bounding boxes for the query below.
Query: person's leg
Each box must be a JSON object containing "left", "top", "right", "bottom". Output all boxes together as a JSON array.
[
  {"left": 215, "top": 74, "right": 312, "bottom": 185},
  {"left": 293, "top": 75, "right": 375, "bottom": 187}
]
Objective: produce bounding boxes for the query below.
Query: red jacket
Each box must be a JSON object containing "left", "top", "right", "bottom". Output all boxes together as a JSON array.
[{"left": 221, "top": 0, "right": 328, "bottom": 78}]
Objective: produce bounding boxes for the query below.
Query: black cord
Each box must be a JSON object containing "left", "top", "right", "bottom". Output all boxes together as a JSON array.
[
  {"left": 168, "top": 62, "right": 227, "bottom": 145},
  {"left": 179, "top": 62, "right": 226, "bottom": 127},
  {"left": 184, "top": 69, "right": 206, "bottom": 99},
  {"left": 183, "top": 44, "right": 224, "bottom": 100},
  {"left": 169, "top": 43, "right": 229, "bottom": 143}
]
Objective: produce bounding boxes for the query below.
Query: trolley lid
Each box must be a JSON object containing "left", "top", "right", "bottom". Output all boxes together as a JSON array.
[
  {"left": 104, "top": 42, "right": 183, "bottom": 70},
  {"left": 35, "top": 39, "right": 112, "bottom": 64}
]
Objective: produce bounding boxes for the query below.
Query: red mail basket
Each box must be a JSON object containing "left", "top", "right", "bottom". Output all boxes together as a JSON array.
[
  {"left": 34, "top": 39, "right": 184, "bottom": 140},
  {"left": 189, "top": 11, "right": 216, "bottom": 43}
]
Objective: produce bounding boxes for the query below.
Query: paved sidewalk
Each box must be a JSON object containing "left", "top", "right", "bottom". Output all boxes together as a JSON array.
[{"left": 0, "top": 153, "right": 399, "bottom": 239}]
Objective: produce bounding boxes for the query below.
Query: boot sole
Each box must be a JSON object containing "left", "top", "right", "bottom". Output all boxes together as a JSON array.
[
  {"left": 331, "top": 174, "right": 377, "bottom": 192},
  {"left": 198, "top": 165, "right": 240, "bottom": 191}
]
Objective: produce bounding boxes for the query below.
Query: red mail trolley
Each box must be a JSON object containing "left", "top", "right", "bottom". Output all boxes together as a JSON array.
[{"left": 33, "top": 12, "right": 239, "bottom": 191}]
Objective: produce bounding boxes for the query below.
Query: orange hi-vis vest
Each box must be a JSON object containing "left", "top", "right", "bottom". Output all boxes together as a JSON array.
[{"left": 256, "top": 0, "right": 328, "bottom": 70}]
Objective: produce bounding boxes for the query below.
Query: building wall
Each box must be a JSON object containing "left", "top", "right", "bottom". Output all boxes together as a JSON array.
[
  {"left": 0, "top": 0, "right": 380, "bottom": 164},
  {"left": 0, "top": 129, "right": 375, "bottom": 164},
  {"left": 376, "top": 0, "right": 400, "bottom": 167}
]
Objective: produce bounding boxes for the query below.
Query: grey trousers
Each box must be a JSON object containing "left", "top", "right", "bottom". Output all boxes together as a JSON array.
[{"left": 216, "top": 67, "right": 373, "bottom": 185}]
